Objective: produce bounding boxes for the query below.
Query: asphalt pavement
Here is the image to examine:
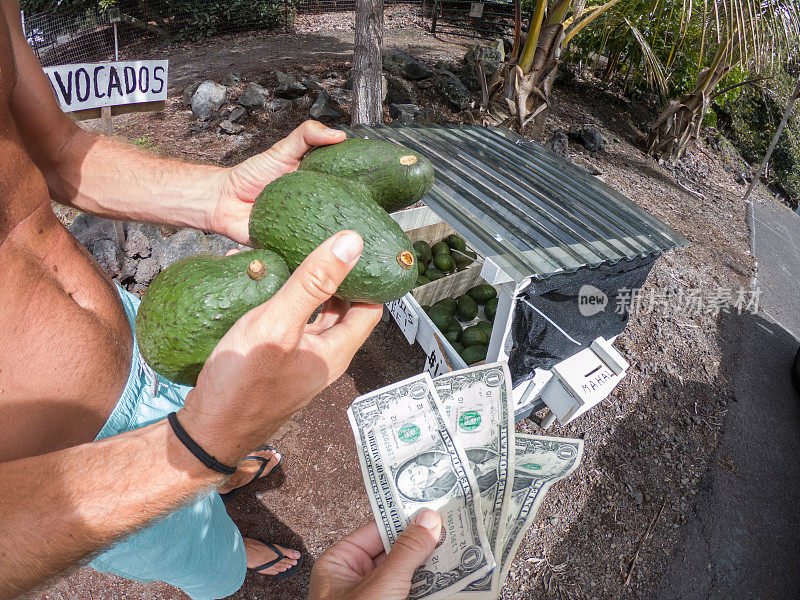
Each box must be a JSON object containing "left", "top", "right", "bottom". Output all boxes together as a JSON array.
[{"left": 654, "top": 199, "right": 800, "bottom": 600}]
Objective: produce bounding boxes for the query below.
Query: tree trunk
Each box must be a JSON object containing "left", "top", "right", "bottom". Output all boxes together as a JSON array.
[
  {"left": 647, "top": 39, "right": 735, "bottom": 160},
  {"left": 351, "top": 0, "right": 384, "bottom": 126}
]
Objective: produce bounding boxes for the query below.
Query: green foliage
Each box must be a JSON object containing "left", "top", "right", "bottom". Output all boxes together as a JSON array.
[
  {"left": 717, "top": 70, "right": 800, "bottom": 206},
  {"left": 22, "top": 0, "right": 286, "bottom": 41}
]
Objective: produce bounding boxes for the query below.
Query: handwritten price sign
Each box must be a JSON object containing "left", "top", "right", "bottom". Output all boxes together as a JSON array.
[
  {"left": 386, "top": 296, "right": 419, "bottom": 344},
  {"left": 425, "top": 337, "right": 452, "bottom": 378}
]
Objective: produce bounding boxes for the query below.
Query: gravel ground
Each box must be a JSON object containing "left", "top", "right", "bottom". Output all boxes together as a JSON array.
[{"left": 27, "top": 20, "right": 781, "bottom": 600}]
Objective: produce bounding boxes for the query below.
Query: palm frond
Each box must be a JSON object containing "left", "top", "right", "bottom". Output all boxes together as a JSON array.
[{"left": 624, "top": 16, "right": 669, "bottom": 96}]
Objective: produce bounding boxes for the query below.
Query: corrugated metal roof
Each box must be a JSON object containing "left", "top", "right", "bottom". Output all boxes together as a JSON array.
[{"left": 339, "top": 124, "right": 687, "bottom": 284}]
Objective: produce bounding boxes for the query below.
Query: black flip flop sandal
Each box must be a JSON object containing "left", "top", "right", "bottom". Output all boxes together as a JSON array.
[
  {"left": 247, "top": 540, "right": 304, "bottom": 580},
  {"left": 219, "top": 445, "right": 282, "bottom": 503}
]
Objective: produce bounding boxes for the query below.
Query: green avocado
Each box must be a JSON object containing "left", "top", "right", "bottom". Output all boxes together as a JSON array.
[
  {"left": 444, "top": 329, "right": 460, "bottom": 343},
  {"left": 452, "top": 248, "right": 477, "bottom": 270},
  {"left": 433, "top": 253, "right": 456, "bottom": 273},
  {"left": 297, "top": 139, "right": 435, "bottom": 213},
  {"left": 461, "top": 324, "right": 491, "bottom": 347},
  {"left": 428, "top": 305, "right": 453, "bottom": 331},
  {"left": 451, "top": 341, "right": 464, "bottom": 354},
  {"left": 475, "top": 321, "right": 493, "bottom": 339},
  {"left": 249, "top": 171, "right": 417, "bottom": 303},
  {"left": 456, "top": 294, "right": 478, "bottom": 321},
  {"left": 416, "top": 275, "right": 431, "bottom": 287},
  {"left": 467, "top": 284, "right": 497, "bottom": 305},
  {"left": 417, "top": 260, "right": 426, "bottom": 276},
  {"left": 485, "top": 297, "right": 498, "bottom": 321},
  {"left": 446, "top": 234, "right": 467, "bottom": 252},
  {"left": 432, "top": 297, "right": 457, "bottom": 315},
  {"left": 461, "top": 344, "right": 488, "bottom": 365},
  {"left": 136, "top": 250, "right": 291, "bottom": 386},
  {"left": 445, "top": 319, "right": 462, "bottom": 338},
  {"left": 426, "top": 267, "right": 445, "bottom": 281},
  {"left": 413, "top": 240, "right": 433, "bottom": 265},
  {"left": 432, "top": 241, "right": 450, "bottom": 256}
]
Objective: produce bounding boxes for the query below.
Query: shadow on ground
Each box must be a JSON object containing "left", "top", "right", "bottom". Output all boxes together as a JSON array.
[{"left": 544, "top": 309, "right": 800, "bottom": 599}]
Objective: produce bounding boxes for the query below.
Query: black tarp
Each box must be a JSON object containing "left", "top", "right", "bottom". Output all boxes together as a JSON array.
[{"left": 508, "top": 255, "right": 655, "bottom": 387}]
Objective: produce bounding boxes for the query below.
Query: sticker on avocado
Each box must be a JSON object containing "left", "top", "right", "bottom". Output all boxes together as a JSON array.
[
  {"left": 458, "top": 410, "right": 482, "bottom": 431},
  {"left": 398, "top": 423, "right": 421, "bottom": 443}
]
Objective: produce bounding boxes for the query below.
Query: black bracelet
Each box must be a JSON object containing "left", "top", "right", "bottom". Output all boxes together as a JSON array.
[{"left": 167, "top": 412, "right": 238, "bottom": 476}]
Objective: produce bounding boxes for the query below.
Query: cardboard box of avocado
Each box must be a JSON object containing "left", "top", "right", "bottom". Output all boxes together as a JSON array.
[{"left": 343, "top": 124, "right": 687, "bottom": 426}]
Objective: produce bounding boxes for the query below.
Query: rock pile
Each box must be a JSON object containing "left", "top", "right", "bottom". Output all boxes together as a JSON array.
[{"left": 68, "top": 213, "right": 240, "bottom": 297}]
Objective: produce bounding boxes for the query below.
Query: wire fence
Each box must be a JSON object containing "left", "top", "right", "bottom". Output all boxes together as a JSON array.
[
  {"left": 22, "top": 0, "right": 294, "bottom": 67},
  {"left": 21, "top": 0, "right": 507, "bottom": 69}
]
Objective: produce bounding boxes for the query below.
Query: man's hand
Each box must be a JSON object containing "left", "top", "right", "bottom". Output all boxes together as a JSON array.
[
  {"left": 177, "top": 230, "right": 382, "bottom": 466},
  {"left": 310, "top": 510, "right": 443, "bottom": 600},
  {"left": 211, "top": 120, "right": 346, "bottom": 245}
]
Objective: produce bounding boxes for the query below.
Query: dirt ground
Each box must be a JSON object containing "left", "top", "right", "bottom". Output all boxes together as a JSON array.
[{"left": 26, "top": 16, "right": 781, "bottom": 600}]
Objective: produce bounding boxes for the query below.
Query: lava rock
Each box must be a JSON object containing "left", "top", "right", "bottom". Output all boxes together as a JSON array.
[
  {"left": 123, "top": 227, "right": 151, "bottom": 258},
  {"left": 238, "top": 82, "right": 269, "bottom": 108},
  {"left": 326, "top": 71, "right": 342, "bottom": 80},
  {"left": 192, "top": 81, "right": 228, "bottom": 121},
  {"left": 382, "top": 49, "right": 434, "bottom": 80},
  {"left": 328, "top": 88, "right": 352, "bottom": 107},
  {"left": 135, "top": 257, "right": 161, "bottom": 285},
  {"left": 228, "top": 105, "right": 247, "bottom": 124},
  {"left": 389, "top": 103, "right": 419, "bottom": 123},
  {"left": 274, "top": 70, "right": 294, "bottom": 85},
  {"left": 265, "top": 98, "right": 294, "bottom": 111},
  {"left": 384, "top": 75, "right": 416, "bottom": 105},
  {"left": 302, "top": 76, "right": 323, "bottom": 92},
  {"left": 275, "top": 75, "right": 307, "bottom": 99},
  {"left": 309, "top": 90, "right": 340, "bottom": 121},
  {"left": 433, "top": 74, "right": 472, "bottom": 110},
  {"left": 569, "top": 125, "right": 605, "bottom": 153},
  {"left": 206, "top": 233, "right": 240, "bottom": 256},
  {"left": 92, "top": 239, "right": 123, "bottom": 275},
  {"left": 119, "top": 257, "right": 137, "bottom": 282},
  {"left": 155, "top": 228, "right": 210, "bottom": 270},
  {"left": 67, "top": 213, "right": 117, "bottom": 249},
  {"left": 549, "top": 130, "right": 569, "bottom": 157},
  {"left": 219, "top": 120, "right": 245, "bottom": 135},
  {"left": 221, "top": 72, "right": 242, "bottom": 87},
  {"left": 182, "top": 81, "right": 201, "bottom": 106},
  {"left": 464, "top": 41, "right": 503, "bottom": 77}
]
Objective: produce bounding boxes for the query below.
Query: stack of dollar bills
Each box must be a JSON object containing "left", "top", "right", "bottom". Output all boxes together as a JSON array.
[{"left": 348, "top": 363, "right": 584, "bottom": 600}]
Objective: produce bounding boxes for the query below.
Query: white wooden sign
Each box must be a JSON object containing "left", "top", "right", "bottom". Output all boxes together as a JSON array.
[
  {"left": 386, "top": 296, "right": 419, "bottom": 344},
  {"left": 43, "top": 60, "right": 168, "bottom": 113}
]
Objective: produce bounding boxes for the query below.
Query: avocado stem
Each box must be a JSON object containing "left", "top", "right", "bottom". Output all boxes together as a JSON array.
[
  {"left": 397, "top": 251, "right": 415, "bottom": 269},
  {"left": 247, "top": 260, "right": 265, "bottom": 280}
]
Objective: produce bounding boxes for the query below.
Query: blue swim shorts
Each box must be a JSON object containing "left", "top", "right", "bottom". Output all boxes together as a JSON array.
[{"left": 88, "top": 286, "right": 246, "bottom": 600}]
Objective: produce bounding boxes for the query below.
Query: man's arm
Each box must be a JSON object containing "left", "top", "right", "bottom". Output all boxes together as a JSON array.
[
  {"left": 0, "top": 232, "right": 382, "bottom": 598},
  {"left": 1, "top": 3, "right": 345, "bottom": 245},
  {"left": 0, "top": 421, "right": 220, "bottom": 599}
]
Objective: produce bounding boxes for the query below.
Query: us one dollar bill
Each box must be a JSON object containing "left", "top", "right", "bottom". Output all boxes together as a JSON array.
[
  {"left": 347, "top": 372, "right": 495, "bottom": 600},
  {"left": 433, "top": 363, "right": 515, "bottom": 599},
  {"left": 494, "top": 434, "right": 584, "bottom": 592}
]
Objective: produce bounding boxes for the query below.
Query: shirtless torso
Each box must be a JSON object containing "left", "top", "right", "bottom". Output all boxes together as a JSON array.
[{"left": 0, "top": 11, "right": 131, "bottom": 461}]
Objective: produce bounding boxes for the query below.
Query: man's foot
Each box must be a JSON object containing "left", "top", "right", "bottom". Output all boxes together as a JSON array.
[
  {"left": 244, "top": 538, "right": 301, "bottom": 576},
  {"left": 217, "top": 447, "right": 282, "bottom": 495}
]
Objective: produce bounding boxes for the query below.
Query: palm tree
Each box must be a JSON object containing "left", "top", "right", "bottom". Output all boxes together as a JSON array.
[
  {"left": 630, "top": 0, "right": 800, "bottom": 160},
  {"left": 478, "top": 0, "right": 622, "bottom": 134}
]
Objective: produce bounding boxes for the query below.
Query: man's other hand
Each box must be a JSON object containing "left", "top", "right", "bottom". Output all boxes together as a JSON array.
[
  {"left": 210, "top": 120, "right": 346, "bottom": 245},
  {"left": 177, "top": 230, "right": 382, "bottom": 466},
  {"left": 309, "top": 510, "right": 443, "bottom": 600}
]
